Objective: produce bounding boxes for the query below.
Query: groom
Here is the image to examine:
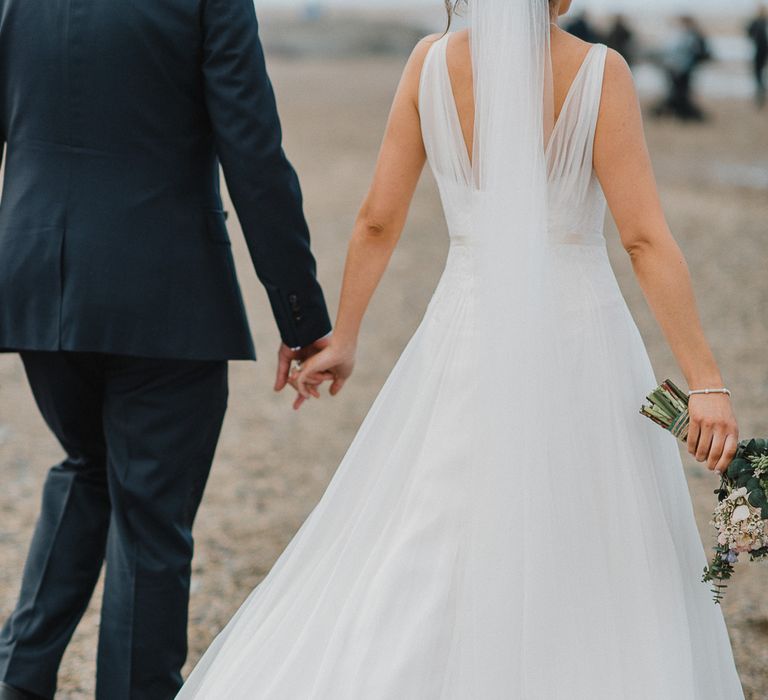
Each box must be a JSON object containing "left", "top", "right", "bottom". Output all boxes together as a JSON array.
[{"left": 0, "top": 1, "right": 331, "bottom": 698}]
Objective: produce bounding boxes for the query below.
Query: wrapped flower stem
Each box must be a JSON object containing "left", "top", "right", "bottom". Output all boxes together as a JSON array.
[{"left": 640, "top": 379, "right": 690, "bottom": 441}]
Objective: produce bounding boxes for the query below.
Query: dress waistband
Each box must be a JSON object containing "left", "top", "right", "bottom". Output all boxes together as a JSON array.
[{"left": 448, "top": 232, "right": 606, "bottom": 248}]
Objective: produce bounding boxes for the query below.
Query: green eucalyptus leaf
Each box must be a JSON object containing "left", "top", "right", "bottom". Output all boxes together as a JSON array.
[{"left": 727, "top": 459, "right": 747, "bottom": 479}]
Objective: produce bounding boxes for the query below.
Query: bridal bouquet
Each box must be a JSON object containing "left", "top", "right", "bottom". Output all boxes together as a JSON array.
[{"left": 641, "top": 381, "right": 768, "bottom": 603}]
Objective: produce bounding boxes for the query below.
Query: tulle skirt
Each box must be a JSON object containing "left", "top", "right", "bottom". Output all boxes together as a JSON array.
[{"left": 177, "top": 242, "right": 744, "bottom": 700}]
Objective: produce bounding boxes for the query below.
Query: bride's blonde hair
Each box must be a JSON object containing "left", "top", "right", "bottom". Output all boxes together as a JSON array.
[{"left": 445, "top": 0, "right": 558, "bottom": 30}]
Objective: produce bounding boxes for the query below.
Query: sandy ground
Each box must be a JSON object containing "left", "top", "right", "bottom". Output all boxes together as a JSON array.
[{"left": 0, "top": 53, "right": 766, "bottom": 698}]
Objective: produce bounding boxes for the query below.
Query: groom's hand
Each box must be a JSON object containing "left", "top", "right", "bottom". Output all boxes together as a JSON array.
[
  {"left": 274, "top": 338, "right": 331, "bottom": 399},
  {"left": 293, "top": 340, "right": 356, "bottom": 409}
]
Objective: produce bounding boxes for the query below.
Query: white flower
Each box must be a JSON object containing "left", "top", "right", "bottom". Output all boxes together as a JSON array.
[
  {"left": 732, "top": 504, "right": 751, "bottom": 524},
  {"left": 728, "top": 487, "right": 749, "bottom": 502}
]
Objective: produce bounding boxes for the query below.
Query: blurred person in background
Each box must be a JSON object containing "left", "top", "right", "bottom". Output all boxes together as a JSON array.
[
  {"left": 653, "top": 15, "right": 712, "bottom": 122},
  {"left": 747, "top": 5, "right": 768, "bottom": 108},
  {"left": 564, "top": 10, "right": 602, "bottom": 43},
  {"left": 304, "top": 2, "right": 325, "bottom": 22},
  {"left": 605, "top": 14, "right": 636, "bottom": 66}
]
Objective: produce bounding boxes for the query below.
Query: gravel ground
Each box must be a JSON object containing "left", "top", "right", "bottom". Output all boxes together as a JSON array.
[{"left": 0, "top": 54, "right": 765, "bottom": 698}]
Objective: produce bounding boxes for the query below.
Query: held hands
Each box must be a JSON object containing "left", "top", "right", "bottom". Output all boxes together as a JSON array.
[
  {"left": 686, "top": 393, "right": 739, "bottom": 474},
  {"left": 274, "top": 337, "right": 356, "bottom": 410},
  {"left": 293, "top": 340, "right": 355, "bottom": 409},
  {"left": 274, "top": 338, "right": 332, "bottom": 409}
]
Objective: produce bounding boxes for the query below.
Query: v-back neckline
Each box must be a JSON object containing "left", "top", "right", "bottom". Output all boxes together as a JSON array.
[
  {"left": 439, "top": 34, "right": 600, "bottom": 168},
  {"left": 546, "top": 43, "right": 600, "bottom": 156}
]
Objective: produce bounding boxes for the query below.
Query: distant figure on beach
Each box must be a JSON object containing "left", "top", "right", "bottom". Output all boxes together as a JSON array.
[
  {"left": 605, "top": 14, "right": 636, "bottom": 66},
  {"left": 653, "top": 15, "right": 713, "bottom": 122},
  {"left": 747, "top": 5, "right": 768, "bottom": 108},
  {"left": 564, "top": 10, "right": 602, "bottom": 43},
  {"left": 303, "top": 2, "right": 325, "bottom": 22}
]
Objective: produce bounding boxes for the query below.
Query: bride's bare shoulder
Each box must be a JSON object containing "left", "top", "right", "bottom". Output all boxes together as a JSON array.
[
  {"left": 409, "top": 33, "right": 445, "bottom": 64},
  {"left": 551, "top": 30, "right": 596, "bottom": 76},
  {"left": 400, "top": 33, "right": 444, "bottom": 84},
  {"left": 594, "top": 47, "right": 644, "bottom": 167},
  {"left": 556, "top": 30, "right": 632, "bottom": 86},
  {"left": 600, "top": 47, "right": 638, "bottom": 117},
  {"left": 447, "top": 28, "right": 470, "bottom": 48},
  {"left": 552, "top": 29, "right": 634, "bottom": 106},
  {"left": 398, "top": 32, "right": 454, "bottom": 105},
  {"left": 409, "top": 29, "right": 469, "bottom": 67},
  {"left": 602, "top": 46, "right": 634, "bottom": 88}
]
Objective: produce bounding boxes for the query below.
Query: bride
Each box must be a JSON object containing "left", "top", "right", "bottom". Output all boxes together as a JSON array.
[{"left": 178, "top": 0, "right": 744, "bottom": 697}]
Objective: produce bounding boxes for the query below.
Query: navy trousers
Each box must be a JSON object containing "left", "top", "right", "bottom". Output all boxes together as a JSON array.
[{"left": 0, "top": 352, "right": 228, "bottom": 699}]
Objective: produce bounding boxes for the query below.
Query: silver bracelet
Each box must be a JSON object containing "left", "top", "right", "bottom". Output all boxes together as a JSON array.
[{"left": 687, "top": 388, "right": 731, "bottom": 397}]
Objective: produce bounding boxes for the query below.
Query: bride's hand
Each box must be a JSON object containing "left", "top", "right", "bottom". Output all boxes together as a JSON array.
[
  {"left": 290, "top": 341, "right": 356, "bottom": 410},
  {"left": 686, "top": 394, "right": 739, "bottom": 474}
]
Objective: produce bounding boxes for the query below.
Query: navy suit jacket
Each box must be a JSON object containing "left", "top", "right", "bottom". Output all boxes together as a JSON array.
[{"left": 0, "top": 0, "right": 331, "bottom": 360}]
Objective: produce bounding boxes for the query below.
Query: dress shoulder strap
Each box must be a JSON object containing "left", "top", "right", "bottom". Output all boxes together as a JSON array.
[
  {"left": 418, "top": 33, "right": 449, "bottom": 117},
  {"left": 547, "top": 43, "right": 608, "bottom": 184},
  {"left": 418, "top": 34, "right": 473, "bottom": 185},
  {"left": 577, "top": 43, "right": 609, "bottom": 143}
]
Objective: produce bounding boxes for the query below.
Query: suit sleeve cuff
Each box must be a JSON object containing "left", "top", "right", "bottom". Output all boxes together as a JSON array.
[{"left": 265, "top": 285, "right": 332, "bottom": 349}]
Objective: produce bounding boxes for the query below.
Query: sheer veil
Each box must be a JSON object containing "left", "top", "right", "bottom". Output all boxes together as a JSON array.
[{"left": 457, "top": 1, "right": 573, "bottom": 694}]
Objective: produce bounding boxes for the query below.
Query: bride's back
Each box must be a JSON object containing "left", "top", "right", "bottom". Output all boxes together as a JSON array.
[
  {"left": 445, "top": 27, "right": 600, "bottom": 161},
  {"left": 421, "top": 27, "right": 610, "bottom": 246}
]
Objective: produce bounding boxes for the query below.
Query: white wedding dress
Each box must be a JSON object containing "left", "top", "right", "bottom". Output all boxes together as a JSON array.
[{"left": 177, "top": 28, "right": 744, "bottom": 700}]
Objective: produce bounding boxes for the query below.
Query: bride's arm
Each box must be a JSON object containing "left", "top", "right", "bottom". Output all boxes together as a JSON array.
[
  {"left": 292, "top": 37, "right": 436, "bottom": 408},
  {"left": 594, "top": 49, "right": 738, "bottom": 474}
]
